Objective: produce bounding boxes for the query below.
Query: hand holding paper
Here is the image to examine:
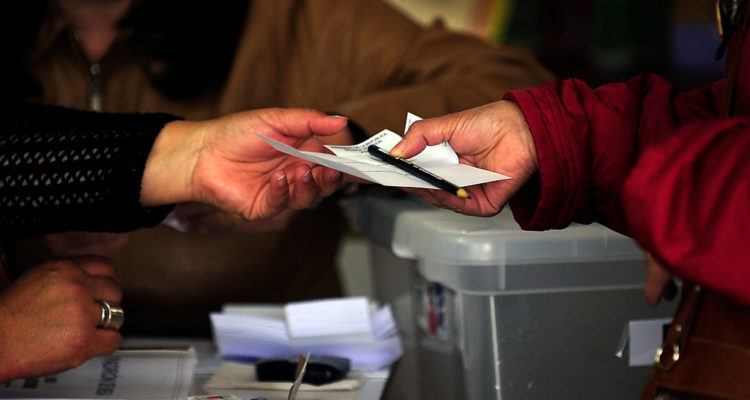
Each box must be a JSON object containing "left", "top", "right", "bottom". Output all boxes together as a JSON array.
[
  {"left": 389, "top": 101, "right": 539, "bottom": 217},
  {"left": 256, "top": 113, "right": 510, "bottom": 194}
]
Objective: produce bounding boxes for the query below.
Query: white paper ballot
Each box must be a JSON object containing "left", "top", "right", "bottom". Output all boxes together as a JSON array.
[
  {"left": 285, "top": 297, "right": 373, "bottom": 339},
  {"left": 257, "top": 113, "right": 509, "bottom": 190}
]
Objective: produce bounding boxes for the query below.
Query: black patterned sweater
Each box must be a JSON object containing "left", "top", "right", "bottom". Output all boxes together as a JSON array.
[{"left": 0, "top": 104, "right": 177, "bottom": 239}]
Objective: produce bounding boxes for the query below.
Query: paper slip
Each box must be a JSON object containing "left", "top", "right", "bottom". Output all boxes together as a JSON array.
[
  {"left": 211, "top": 297, "right": 402, "bottom": 371},
  {"left": 0, "top": 348, "right": 195, "bottom": 399},
  {"left": 285, "top": 297, "right": 372, "bottom": 339},
  {"left": 256, "top": 113, "right": 509, "bottom": 190}
]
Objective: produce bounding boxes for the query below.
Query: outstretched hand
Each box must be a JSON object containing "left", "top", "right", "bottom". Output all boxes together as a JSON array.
[
  {"left": 390, "top": 100, "right": 538, "bottom": 216},
  {"left": 141, "top": 108, "right": 347, "bottom": 221}
]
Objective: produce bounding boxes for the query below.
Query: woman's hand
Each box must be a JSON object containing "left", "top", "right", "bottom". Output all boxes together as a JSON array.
[
  {"left": 390, "top": 100, "right": 538, "bottom": 216},
  {"left": 141, "top": 108, "right": 346, "bottom": 221}
]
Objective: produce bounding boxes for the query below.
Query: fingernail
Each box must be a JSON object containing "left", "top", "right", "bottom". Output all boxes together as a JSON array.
[
  {"left": 276, "top": 173, "right": 287, "bottom": 187},
  {"left": 301, "top": 169, "right": 312, "bottom": 182},
  {"left": 390, "top": 142, "right": 405, "bottom": 158}
]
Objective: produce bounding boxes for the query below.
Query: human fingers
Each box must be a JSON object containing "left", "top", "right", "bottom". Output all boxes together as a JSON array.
[
  {"left": 70, "top": 257, "right": 123, "bottom": 306},
  {"left": 404, "top": 182, "right": 507, "bottom": 217},
  {"left": 390, "top": 117, "right": 455, "bottom": 159},
  {"left": 256, "top": 109, "right": 348, "bottom": 139},
  {"left": 316, "top": 126, "right": 355, "bottom": 146},
  {"left": 88, "top": 329, "right": 123, "bottom": 356},
  {"left": 308, "top": 114, "right": 350, "bottom": 138},
  {"left": 287, "top": 164, "right": 321, "bottom": 210},
  {"left": 59, "top": 299, "right": 121, "bottom": 361},
  {"left": 312, "top": 167, "right": 343, "bottom": 197},
  {"left": 402, "top": 187, "right": 463, "bottom": 212},
  {"left": 643, "top": 252, "right": 676, "bottom": 307},
  {"left": 75, "top": 255, "right": 117, "bottom": 279},
  {"left": 252, "top": 170, "right": 291, "bottom": 220},
  {"left": 392, "top": 101, "right": 530, "bottom": 165}
]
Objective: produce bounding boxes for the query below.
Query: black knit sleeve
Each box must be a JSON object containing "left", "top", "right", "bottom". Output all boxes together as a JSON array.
[{"left": 0, "top": 103, "right": 179, "bottom": 239}]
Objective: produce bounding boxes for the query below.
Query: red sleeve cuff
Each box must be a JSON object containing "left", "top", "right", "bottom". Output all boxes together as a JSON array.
[{"left": 504, "top": 82, "right": 592, "bottom": 231}]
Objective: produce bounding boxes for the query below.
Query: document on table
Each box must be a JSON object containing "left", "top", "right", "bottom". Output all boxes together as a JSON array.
[
  {"left": 256, "top": 113, "right": 510, "bottom": 190},
  {"left": 0, "top": 348, "right": 195, "bottom": 399}
]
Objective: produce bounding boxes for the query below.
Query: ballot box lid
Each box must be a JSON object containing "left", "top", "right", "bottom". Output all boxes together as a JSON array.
[{"left": 355, "top": 194, "right": 645, "bottom": 294}]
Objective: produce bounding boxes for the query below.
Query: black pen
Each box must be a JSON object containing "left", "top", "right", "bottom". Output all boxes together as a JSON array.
[{"left": 367, "top": 145, "right": 469, "bottom": 199}]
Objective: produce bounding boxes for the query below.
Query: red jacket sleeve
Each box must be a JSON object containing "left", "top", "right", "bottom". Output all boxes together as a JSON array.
[
  {"left": 504, "top": 74, "right": 722, "bottom": 234},
  {"left": 505, "top": 76, "right": 750, "bottom": 306},
  {"left": 624, "top": 118, "right": 750, "bottom": 305}
]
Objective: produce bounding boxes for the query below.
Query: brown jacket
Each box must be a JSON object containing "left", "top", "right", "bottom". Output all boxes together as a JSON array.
[{"left": 19, "top": 0, "right": 552, "bottom": 335}]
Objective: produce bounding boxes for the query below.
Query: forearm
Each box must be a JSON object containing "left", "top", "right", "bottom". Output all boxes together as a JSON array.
[
  {"left": 0, "top": 104, "right": 177, "bottom": 239},
  {"left": 140, "top": 120, "right": 200, "bottom": 206}
]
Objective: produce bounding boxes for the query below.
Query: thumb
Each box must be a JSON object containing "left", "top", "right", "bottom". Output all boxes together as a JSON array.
[
  {"left": 390, "top": 118, "right": 456, "bottom": 158},
  {"left": 261, "top": 109, "right": 348, "bottom": 139}
]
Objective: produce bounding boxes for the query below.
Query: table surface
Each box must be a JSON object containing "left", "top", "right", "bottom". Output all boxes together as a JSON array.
[{"left": 121, "top": 337, "right": 389, "bottom": 400}]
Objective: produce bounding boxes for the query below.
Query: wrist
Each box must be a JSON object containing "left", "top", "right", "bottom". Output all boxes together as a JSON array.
[
  {"left": 501, "top": 100, "right": 538, "bottom": 170},
  {"left": 140, "top": 120, "right": 202, "bottom": 206}
]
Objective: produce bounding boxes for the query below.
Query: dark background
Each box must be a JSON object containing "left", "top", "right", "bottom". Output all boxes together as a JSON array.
[{"left": 500, "top": 0, "right": 725, "bottom": 90}]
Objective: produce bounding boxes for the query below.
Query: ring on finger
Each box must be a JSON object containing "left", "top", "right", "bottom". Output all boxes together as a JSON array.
[{"left": 96, "top": 300, "right": 124, "bottom": 330}]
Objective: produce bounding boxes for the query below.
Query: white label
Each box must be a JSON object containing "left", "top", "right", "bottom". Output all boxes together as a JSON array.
[{"left": 628, "top": 318, "right": 672, "bottom": 367}]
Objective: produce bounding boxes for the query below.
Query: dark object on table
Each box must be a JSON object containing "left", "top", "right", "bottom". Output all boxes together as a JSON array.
[{"left": 256, "top": 354, "right": 351, "bottom": 385}]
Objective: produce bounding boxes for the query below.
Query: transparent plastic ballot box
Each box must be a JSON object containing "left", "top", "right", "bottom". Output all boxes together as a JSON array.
[{"left": 353, "top": 194, "right": 677, "bottom": 400}]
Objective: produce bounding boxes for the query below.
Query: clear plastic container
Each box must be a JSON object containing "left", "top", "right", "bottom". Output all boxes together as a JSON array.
[{"left": 356, "top": 194, "right": 677, "bottom": 400}]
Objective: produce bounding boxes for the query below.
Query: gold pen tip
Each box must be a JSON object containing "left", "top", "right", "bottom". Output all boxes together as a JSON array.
[{"left": 456, "top": 188, "right": 469, "bottom": 199}]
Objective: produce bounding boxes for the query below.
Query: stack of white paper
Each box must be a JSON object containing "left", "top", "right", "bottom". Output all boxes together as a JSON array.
[{"left": 210, "top": 297, "right": 402, "bottom": 371}]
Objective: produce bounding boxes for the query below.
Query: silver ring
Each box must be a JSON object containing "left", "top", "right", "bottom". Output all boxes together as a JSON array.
[{"left": 96, "top": 300, "right": 124, "bottom": 330}]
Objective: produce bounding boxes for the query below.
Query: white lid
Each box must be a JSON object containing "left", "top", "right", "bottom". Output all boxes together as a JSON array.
[{"left": 356, "top": 195, "right": 645, "bottom": 294}]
